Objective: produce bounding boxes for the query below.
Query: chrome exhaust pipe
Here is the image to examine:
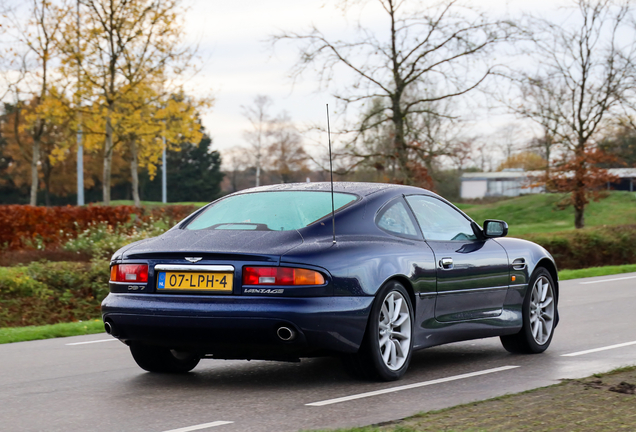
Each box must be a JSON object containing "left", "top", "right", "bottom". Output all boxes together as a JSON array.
[
  {"left": 276, "top": 326, "right": 296, "bottom": 341},
  {"left": 104, "top": 321, "right": 116, "bottom": 336}
]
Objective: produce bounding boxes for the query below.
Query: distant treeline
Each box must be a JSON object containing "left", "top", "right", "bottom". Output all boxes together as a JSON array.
[{"left": 0, "top": 134, "right": 224, "bottom": 206}]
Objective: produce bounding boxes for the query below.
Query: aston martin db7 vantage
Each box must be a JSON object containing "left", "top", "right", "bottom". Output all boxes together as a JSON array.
[{"left": 102, "top": 182, "right": 559, "bottom": 381}]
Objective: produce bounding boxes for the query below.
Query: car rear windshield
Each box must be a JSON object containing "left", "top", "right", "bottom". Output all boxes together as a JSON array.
[{"left": 185, "top": 191, "right": 358, "bottom": 231}]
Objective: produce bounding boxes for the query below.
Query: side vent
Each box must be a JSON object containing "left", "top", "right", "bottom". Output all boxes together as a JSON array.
[{"left": 512, "top": 258, "right": 527, "bottom": 270}]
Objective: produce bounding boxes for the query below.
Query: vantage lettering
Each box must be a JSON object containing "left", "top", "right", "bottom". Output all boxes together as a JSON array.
[{"left": 244, "top": 288, "right": 284, "bottom": 294}]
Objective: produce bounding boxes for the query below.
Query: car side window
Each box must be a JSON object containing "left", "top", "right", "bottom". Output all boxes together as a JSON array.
[
  {"left": 405, "top": 195, "right": 477, "bottom": 241},
  {"left": 376, "top": 199, "right": 419, "bottom": 238}
]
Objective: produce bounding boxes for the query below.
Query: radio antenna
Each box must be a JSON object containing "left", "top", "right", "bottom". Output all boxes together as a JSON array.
[{"left": 326, "top": 104, "right": 336, "bottom": 244}]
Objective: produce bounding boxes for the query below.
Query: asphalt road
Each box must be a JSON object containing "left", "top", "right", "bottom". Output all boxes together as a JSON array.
[{"left": 1, "top": 273, "right": 635, "bottom": 432}]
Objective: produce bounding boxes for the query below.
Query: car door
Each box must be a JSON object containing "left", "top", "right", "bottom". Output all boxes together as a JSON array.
[{"left": 405, "top": 195, "right": 510, "bottom": 322}]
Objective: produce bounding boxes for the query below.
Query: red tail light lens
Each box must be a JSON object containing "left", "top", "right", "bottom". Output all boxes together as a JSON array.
[
  {"left": 110, "top": 264, "right": 148, "bottom": 283},
  {"left": 243, "top": 267, "right": 325, "bottom": 286}
]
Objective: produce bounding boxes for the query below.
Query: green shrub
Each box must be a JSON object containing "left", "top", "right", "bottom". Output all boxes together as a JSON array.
[
  {"left": 520, "top": 225, "right": 636, "bottom": 270},
  {"left": 62, "top": 218, "right": 170, "bottom": 259},
  {"left": 0, "top": 266, "right": 49, "bottom": 297},
  {"left": 0, "top": 260, "right": 110, "bottom": 327}
]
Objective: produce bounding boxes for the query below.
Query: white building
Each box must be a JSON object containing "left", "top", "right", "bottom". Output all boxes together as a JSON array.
[
  {"left": 460, "top": 170, "right": 544, "bottom": 199},
  {"left": 460, "top": 168, "right": 636, "bottom": 199}
]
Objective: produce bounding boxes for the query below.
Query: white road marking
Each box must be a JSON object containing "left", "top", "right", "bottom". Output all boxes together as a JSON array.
[
  {"left": 65, "top": 338, "right": 117, "bottom": 346},
  {"left": 162, "top": 421, "right": 233, "bottom": 432},
  {"left": 579, "top": 275, "right": 636, "bottom": 285},
  {"left": 305, "top": 365, "right": 520, "bottom": 407},
  {"left": 561, "top": 341, "right": 636, "bottom": 357}
]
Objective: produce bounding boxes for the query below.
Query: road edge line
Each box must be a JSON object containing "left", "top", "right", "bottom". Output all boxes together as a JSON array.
[
  {"left": 561, "top": 341, "right": 636, "bottom": 357},
  {"left": 305, "top": 365, "right": 520, "bottom": 407},
  {"left": 162, "top": 420, "right": 234, "bottom": 432}
]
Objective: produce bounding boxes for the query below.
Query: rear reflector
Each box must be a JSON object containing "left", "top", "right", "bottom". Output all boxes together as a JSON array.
[
  {"left": 243, "top": 267, "right": 325, "bottom": 286},
  {"left": 110, "top": 264, "right": 148, "bottom": 283}
]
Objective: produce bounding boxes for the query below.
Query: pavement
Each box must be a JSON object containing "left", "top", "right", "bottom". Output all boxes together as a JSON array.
[{"left": 1, "top": 273, "right": 635, "bottom": 432}]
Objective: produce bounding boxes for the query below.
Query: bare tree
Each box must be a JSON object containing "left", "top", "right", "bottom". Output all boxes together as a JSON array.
[
  {"left": 223, "top": 147, "right": 249, "bottom": 193},
  {"left": 241, "top": 95, "right": 273, "bottom": 187},
  {"left": 617, "top": 31, "right": 636, "bottom": 155},
  {"left": 275, "top": 0, "right": 515, "bottom": 185},
  {"left": 527, "top": 131, "right": 558, "bottom": 177},
  {"left": 472, "top": 139, "right": 495, "bottom": 172},
  {"left": 502, "top": 75, "right": 569, "bottom": 179},
  {"left": 406, "top": 94, "right": 464, "bottom": 175},
  {"left": 346, "top": 97, "right": 401, "bottom": 178},
  {"left": 446, "top": 138, "right": 474, "bottom": 172},
  {"left": 266, "top": 113, "right": 308, "bottom": 183},
  {"left": 493, "top": 123, "right": 524, "bottom": 163},
  {"left": 350, "top": 94, "right": 464, "bottom": 184},
  {"left": 508, "top": 0, "right": 635, "bottom": 228}
]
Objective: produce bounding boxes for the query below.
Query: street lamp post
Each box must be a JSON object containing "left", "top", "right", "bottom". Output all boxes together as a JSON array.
[
  {"left": 76, "top": 0, "right": 84, "bottom": 206},
  {"left": 162, "top": 135, "right": 167, "bottom": 203}
]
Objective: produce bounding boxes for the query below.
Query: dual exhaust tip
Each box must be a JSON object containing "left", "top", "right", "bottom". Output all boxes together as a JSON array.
[{"left": 106, "top": 320, "right": 296, "bottom": 342}]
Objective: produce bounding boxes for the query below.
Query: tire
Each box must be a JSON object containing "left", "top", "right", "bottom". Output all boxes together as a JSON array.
[
  {"left": 501, "top": 267, "right": 557, "bottom": 354},
  {"left": 130, "top": 343, "right": 200, "bottom": 373},
  {"left": 343, "top": 281, "right": 414, "bottom": 381}
]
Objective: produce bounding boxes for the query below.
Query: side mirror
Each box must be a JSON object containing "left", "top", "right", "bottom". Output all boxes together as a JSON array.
[{"left": 483, "top": 219, "right": 508, "bottom": 238}]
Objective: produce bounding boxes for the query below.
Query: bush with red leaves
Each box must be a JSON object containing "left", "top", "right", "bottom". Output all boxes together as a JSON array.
[{"left": 0, "top": 205, "right": 198, "bottom": 251}]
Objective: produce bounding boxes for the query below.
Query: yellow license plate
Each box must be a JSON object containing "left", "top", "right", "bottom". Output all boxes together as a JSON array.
[{"left": 157, "top": 271, "right": 233, "bottom": 292}]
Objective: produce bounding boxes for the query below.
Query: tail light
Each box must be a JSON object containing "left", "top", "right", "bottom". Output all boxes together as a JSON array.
[
  {"left": 243, "top": 267, "right": 325, "bottom": 286},
  {"left": 110, "top": 264, "right": 148, "bottom": 283}
]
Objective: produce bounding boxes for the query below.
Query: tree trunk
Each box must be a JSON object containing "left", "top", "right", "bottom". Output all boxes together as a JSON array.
[
  {"left": 573, "top": 145, "right": 586, "bottom": 229},
  {"left": 103, "top": 108, "right": 114, "bottom": 205},
  {"left": 231, "top": 171, "right": 238, "bottom": 192},
  {"left": 43, "top": 156, "right": 52, "bottom": 207},
  {"left": 423, "top": 155, "right": 435, "bottom": 178},
  {"left": 391, "top": 98, "right": 413, "bottom": 184},
  {"left": 30, "top": 140, "right": 40, "bottom": 206},
  {"left": 130, "top": 140, "right": 141, "bottom": 207},
  {"left": 574, "top": 203, "right": 585, "bottom": 229}
]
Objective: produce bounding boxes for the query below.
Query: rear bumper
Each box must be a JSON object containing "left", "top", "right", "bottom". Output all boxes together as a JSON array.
[{"left": 101, "top": 293, "right": 374, "bottom": 357}]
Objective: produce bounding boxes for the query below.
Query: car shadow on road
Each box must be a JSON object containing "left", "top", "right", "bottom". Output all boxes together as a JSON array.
[{"left": 124, "top": 339, "right": 510, "bottom": 392}]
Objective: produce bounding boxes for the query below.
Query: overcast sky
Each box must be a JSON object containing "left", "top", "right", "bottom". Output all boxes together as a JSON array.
[{"left": 182, "top": 0, "right": 580, "bottom": 167}]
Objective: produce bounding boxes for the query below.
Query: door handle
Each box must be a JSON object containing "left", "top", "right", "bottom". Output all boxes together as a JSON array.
[{"left": 440, "top": 257, "right": 453, "bottom": 269}]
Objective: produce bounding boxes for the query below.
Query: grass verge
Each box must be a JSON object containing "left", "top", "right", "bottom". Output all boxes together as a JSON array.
[
  {"left": 559, "top": 264, "right": 636, "bottom": 281},
  {"left": 459, "top": 191, "right": 636, "bottom": 236},
  {"left": 0, "top": 320, "right": 105, "bottom": 344},
  {"left": 316, "top": 366, "right": 636, "bottom": 432}
]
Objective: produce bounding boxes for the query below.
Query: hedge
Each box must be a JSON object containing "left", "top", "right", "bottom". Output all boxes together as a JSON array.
[
  {"left": 521, "top": 224, "right": 636, "bottom": 270},
  {"left": 0, "top": 204, "right": 197, "bottom": 250},
  {"left": 0, "top": 260, "right": 109, "bottom": 327}
]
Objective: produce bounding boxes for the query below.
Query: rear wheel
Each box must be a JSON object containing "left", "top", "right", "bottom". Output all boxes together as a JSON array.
[
  {"left": 130, "top": 343, "right": 200, "bottom": 373},
  {"left": 343, "top": 281, "right": 413, "bottom": 381},
  {"left": 501, "top": 267, "right": 557, "bottom": 354}
]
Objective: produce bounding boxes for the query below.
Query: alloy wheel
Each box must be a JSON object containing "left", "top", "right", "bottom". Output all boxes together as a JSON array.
[
  {"left": 529, "top": 275, "right": 555, "bottom": 345},
  {"left": 377, "top": 290, "right": 412, "bottom": 370}
]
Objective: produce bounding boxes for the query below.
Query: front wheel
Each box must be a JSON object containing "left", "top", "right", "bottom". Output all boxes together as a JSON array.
[
  {"left": 343, "top": 281, "right": 414, "bottom": 381},
  {"left": 130, "top": 343, "right": 200, "bottom": 373},
  {"left": 501, "top": 267, "right": 557, "bottom": 354}
]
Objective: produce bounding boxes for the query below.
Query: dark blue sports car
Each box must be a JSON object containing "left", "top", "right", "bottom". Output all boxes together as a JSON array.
[{"left": 102, "top": 182, "right": 558, "bottom": 381}]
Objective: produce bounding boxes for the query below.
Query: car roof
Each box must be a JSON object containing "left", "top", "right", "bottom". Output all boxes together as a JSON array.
[{"left": 228, "top": 182, "right": 429, "bottom": 198}]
